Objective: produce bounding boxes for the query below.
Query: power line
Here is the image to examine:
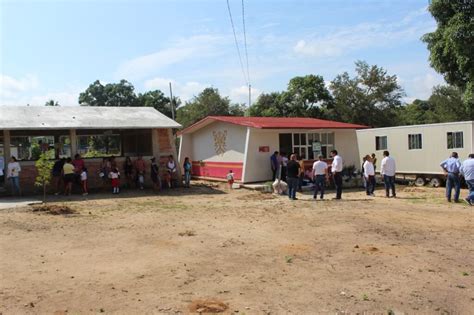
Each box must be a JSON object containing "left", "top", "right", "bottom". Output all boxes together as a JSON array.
[
  {"left": 241, "top": 0, "right": 250, "bottom": 85},
  {"left": 226, "top": 0, "right": 248, "bottom": 86}
]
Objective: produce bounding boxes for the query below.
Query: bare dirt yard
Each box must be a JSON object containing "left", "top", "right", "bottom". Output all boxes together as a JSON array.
[{"left": 1, "top": 183, "right": 473, "bottom": 314}]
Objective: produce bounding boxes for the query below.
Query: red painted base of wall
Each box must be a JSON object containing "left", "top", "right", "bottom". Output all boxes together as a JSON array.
[{"left": 192, "top": 161, "right": 243, "bottom": 180}]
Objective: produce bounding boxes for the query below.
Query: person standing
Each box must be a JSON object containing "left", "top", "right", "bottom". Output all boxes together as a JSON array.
[
  {"left": 280, "top": 152, "right": 288, "bottom": 182},
  {"left": 109, "top": 167, "right": 120, "bottom": 194},
  {"left": 80, "top": 167, "right": 88, "bottom": 196},
  {"left": 361, "top": 156, "right": 367, "bottom": 189},
  {"left": 63, "top": 157, "right": 75, "bottom": 196},
  {"left": 312, "top": 155, "right": 328, "bottom": 200},
  {"left": 123, "top": 156, "right": 134, "bottom": 188},
  {"left": 150, "top": 157, "right": 161, "bottom": 192},
  {"left": 51, "top": 157, "right": 65, "bottom": 195},
  {"left": 166, "top": 155, "right": 177, "bottom": 188},
  {"left": 270, "top": 151, "right": 279, "bottom": 181},
  {"left": 72, "top": 154, "right": 85, "bottom": 185},
  {"left": 440, "top": 152, "right": 461, "bottom": 202},
  {"left": 330, "top": 150, "right": 343, "bottom": 199},
  {"left": 226, "top": 170, "right": 235, "bottom": 190},
  {"left": 381, "top": 150, "right": 396, "bottom": 198},
  {"left": 7, "top": 156, "right": 21, "bottom": 196},
  {"left": 183, "top": 157, "right": 192, "bottom": 188},
  {"left": 286, "top": 154, "right": 300, "bottom": 200},
  {"left": 363, "top": 155, "right": 376, "bottom": 196},
  {"left": 371, "top": 153, "right": 377, "bottom": 173},
  {"left": 297, "top": 155, "right": 305, "bottom": 192},
  {"left": 460, "top": 153, "right": 474, "bottom": 206},
  {"left": 134, "top": 155, "right": 146, "bottom": 190}
]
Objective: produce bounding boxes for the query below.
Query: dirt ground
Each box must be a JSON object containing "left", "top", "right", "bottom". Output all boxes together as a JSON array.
[{"left": 1, "top": 183, "right": 473, "bottom": 314}]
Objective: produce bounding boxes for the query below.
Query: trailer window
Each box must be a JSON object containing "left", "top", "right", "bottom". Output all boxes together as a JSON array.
[
  {"left": 408, "top": 134, "right": 422, "bottom": 150},
  {"left": 447, "top": 132, "right": 463, "bottom": 149},
  {"left": 375, "top": 136, "right": 387, "bottom": 150}
]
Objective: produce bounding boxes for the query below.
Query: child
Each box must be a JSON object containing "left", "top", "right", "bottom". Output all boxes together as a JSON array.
[
  {"left": 80, "top": 167, "right": 88, "bottom": 196},
  {"left": 109, "top": 167, "right": 120, "bottom": 194},
  {"left": 226, "top": 170, "right": 235, "bottom": 189},
  {"left": 183, "top": 157, "right": 192, "bottom": 188}
]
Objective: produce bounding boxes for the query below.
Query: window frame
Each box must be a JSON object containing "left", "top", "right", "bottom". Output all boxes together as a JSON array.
[
  {"left": 447, "top": 131, "right": 464, "bottom": 149},
  {"left": 76, "top": 133, "right": 122, "bottom": 158},
  {"left": 375, "top": 136, "right": 388, "bottom": 151},
  {"left": 291, "top": 132, "right": 335, "bottom": 160},
  {"left": 408, "top": 133, "right": 423, "bottom": 150}
]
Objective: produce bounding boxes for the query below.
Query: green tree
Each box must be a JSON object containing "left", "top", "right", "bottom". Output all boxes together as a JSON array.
[
  {"left": 399, "top": 85, "right": 469, "bottom": 125},
  {"left": 35, "top": 151, "right": 54, "bottom": 203},
  {"left": 45, "top": 99, "right": 59, "bottom": 106},
  {"left": 248, "top": 92, "right": 285, "bottom": 117},
  {"left": 79, "top": 80, "right": 139, "bottom": 107},
  {"left": 137, "top": 90, "right": 177, "bottom": 119},
  {"left": 176, "top": 87, "right": 243, "bottom": 127},
  {"left": 328, "top": 61, "right": 404, "bottom": 127},
  {"left": 422, "top": 0, "right": 474, "bottom": 103}
]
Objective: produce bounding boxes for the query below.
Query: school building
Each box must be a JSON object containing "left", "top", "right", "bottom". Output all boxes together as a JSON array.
[
  {"left": 178, "top": 116, "right": 367, "bottom": 183},
  {"left": 0, "top": 106, "right": 181, "bottom": 193}
]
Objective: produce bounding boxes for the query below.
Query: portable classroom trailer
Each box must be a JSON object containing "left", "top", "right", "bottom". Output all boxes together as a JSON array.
[{"left": 356, "top": 121, "right": 474, "bottom": 187}]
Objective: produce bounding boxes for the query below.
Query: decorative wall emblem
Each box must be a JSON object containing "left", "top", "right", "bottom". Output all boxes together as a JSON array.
[{"left": 212, "top": 130, "right": 227, "bottom": 156}]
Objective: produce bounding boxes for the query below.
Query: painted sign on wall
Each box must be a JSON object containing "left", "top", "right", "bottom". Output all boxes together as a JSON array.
[
  {"left": 212, "top": 130, "right": 227, "bottom": 156},
  {"left": 259, "top": 146, "right": 269, "bottom": 153}
]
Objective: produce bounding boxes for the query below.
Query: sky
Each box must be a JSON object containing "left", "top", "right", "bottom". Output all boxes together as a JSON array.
[{"left": 0, "top": 0, "right": 445, "bottom": 107}]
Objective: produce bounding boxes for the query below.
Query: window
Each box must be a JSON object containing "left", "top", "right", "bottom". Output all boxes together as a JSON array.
[
  {"left": 375, "top": 136, "right": 387, "bottom": 151},
  {"left": 408, "top": 134, "right": 422, "bottom": 150},
  {"left": 287, "top": 132, "right": 335, "bottom": 159},
  {"left": 122, "top": 130, "right": 152, "bottom": 156},
  {"left": 447, "top": 132, "right": 463, "bottom": 149},
  {"left": 10, "top": 136, "right": 56, "bottom": 160},
  {"left": 77, "top": 134, "right": 121, "bottom": 157}
]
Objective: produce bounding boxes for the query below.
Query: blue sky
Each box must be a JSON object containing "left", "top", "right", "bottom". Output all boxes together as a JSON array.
[{"left": 0, "top": 0, "right": 445, "bottom": 107}]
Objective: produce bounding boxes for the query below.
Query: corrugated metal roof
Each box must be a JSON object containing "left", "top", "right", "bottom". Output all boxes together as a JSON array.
[
  {"left": 0, "top": 106, "right": 182, "bottom": 130},
  {"left": 179, "top": 116, "right": 368, "bottom": 134}
]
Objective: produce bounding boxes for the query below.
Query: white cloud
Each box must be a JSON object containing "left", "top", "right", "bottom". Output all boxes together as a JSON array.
[
  {"left": 293, "top": 8, "right": 434, "bottom": 58},
  {"left": 0, "top": 74, "right": 39, "bottom": 99},
  {"left": 116, "top": 35, "right": 224, "bottom": 80},
  {"left": 400, "top": 72, "right": 446, "bottom": 103},
  {"left": 230, "top": 85, "right": 261, "bottom": 105},
  {"left": 144, "top": 77, "right": 209, "bottom": 102}
]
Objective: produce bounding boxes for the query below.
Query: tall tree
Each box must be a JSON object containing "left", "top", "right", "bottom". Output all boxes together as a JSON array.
[
  {"left": 79, "top": 80, "right": 139, "bottom": 107},
  {"left": 176, "top": 87, "right": 243, "bottom": 127},
  {"left": 44, "top": 99, "right": 60, "bottom": 106},
  {"left": 248, "top": 92, "right": 285, "bottom": 117},
  {"left": 328, "top": 61, "right": 404, "bottom": 127},
  {"left": 137, "top": 90, "right": 173, "bottom": 118},
  {"left": 422, "top": 0, "right": 474, "bottom": 103}
]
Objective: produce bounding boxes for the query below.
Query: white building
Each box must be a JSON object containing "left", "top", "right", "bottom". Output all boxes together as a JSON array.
[
  {"left": 356, "top": 121, "right": 474, "bottom": 186},
  {"left": 178, "top": 116, "right": 367, "bottom": 183}
]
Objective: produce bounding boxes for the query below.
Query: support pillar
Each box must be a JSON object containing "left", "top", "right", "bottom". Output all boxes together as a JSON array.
[
  {"left": 167, "top": 128, "right": 182, "bottom": 186},
  {"left": 151, "top": 128, "right": 160, "bottom": 159},
  {"left": 69, "top": 129, "right": 77, "bottom": 157},
  {"left": 2, "top": 130, "right": 11, "bottom": 191}
]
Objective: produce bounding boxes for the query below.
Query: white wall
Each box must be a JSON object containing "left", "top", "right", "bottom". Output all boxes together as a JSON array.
[
  {"left": 357, "top": 121, "right": 474, "bottom": 174},
  {"left": 189, "top": 121, "right": 247, "bottom": 162},
  {"left": 243, "top": 128, "right": 280, "bottom": 183},
  {"left": 178, "top": 133, "right": 193, "bottom": 169},
  {"left": 334, "top": 129, "right": 360, "bottom": 169}
]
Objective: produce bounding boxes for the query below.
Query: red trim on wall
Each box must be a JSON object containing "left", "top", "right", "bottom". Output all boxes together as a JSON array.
[{"left": 192, "top": 161, "right": 243, "bottom": 180}]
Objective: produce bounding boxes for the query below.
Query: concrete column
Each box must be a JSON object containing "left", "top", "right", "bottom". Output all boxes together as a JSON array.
[
  {"left": 69, "top": 129, "right": 77, "bottom": 157},
  {"left": 167, "top": 128, "right": 182, "bottom": 186},
  {"left": 3, "top": 130, "right": 11, "bottom": 191},
  {"left": 151, "top": 128, "right": 160, "bottom": 158}
]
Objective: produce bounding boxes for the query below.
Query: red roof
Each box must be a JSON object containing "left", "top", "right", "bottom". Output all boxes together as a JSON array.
[{"left": 178, "top": 116, "right": 368, "bottom": 135}]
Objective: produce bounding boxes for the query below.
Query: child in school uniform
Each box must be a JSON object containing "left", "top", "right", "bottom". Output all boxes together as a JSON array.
[
  {"left": 80, "top": 167, "right": 88, "bottom": 196},
  {"left": 226, "top": 170, "right": 235, "bottom": 189},
  {"left": 109, "top": 167, "right": 121, "bottom": 194}
]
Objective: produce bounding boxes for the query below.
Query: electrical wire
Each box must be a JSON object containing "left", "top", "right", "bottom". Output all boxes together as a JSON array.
[
  {"left": 226, "top": 0, "right": 249, "bottom": 86},
  {"left": 241, "top": 0, "right": 250, "bottom": 85}
]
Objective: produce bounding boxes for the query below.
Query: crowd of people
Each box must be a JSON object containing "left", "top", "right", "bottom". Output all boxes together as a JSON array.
[
  {"left": 270, "top": 149, "right": 473, "bottom": 205},
  {"left": 4, "top": 153, "right": 187, "bottom": 197}
]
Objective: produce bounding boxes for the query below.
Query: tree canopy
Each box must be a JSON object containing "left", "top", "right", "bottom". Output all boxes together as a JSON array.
[
  {"left": 422, "top": 0, "right": 474, "bottom": 103},
  {"left": 176, "top": 88, "right": 245, "bottom": 127}
]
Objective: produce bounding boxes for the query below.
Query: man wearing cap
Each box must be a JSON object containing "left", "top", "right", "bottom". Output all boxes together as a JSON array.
[{"left": 440, "top": 152, "right": 461, "bottom": 202}]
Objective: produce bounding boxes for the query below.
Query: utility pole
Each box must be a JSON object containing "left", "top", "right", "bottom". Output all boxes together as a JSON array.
[
  {"left": 169, "top": 82, "right": 175, "bottom": 120},
  {"left": 248, "top": 84, "right": 251, "bottom": 107}
]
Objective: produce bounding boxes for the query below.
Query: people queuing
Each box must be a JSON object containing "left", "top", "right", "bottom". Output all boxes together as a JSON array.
[{"left": 440, "top": 152, "right": 461, "bottom": 203}]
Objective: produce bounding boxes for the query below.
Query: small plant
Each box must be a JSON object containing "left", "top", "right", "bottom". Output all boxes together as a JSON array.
[
  {"left": 35, "top": 151, "right": 54, "bottom": 203},
  {"left": 462, "top": 271, "right": 469, "bottom": 276},
  {"left": 285, "top": 256, "right": 293, "bottom": 263},
  {"left": 362, "top": 293, "right": 369, "bottom": 301}
]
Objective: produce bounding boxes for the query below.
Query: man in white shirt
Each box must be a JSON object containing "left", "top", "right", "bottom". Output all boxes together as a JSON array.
[
  {"left": 363, "top": 155, "right": 376, "bottom": 196},
  {"left": 312, "top": 155, "right": 328, "bottom": 200},
  {"left": 381, "top": 150, "right": 396, "bottom": 198},
  {"left": 330, "top": 150, "right": 343, "bottom": 199},
  {"left": 7, "top": 156, "right": 21, "bottom": 196}
]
